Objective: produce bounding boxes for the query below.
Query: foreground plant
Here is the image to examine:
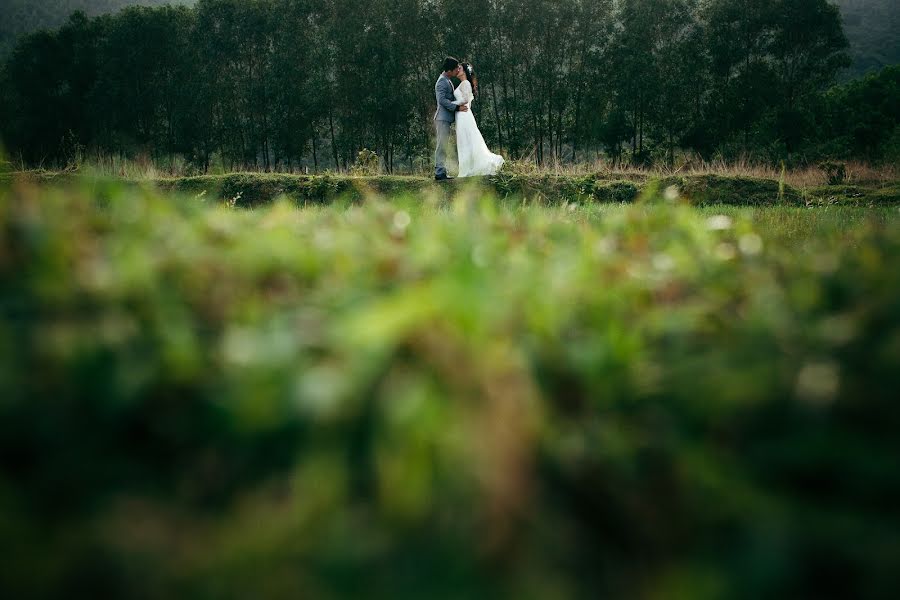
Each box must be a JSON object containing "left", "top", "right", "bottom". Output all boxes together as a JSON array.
[{"left": 1, "top": 180, "right": 899, "bottom": 598}]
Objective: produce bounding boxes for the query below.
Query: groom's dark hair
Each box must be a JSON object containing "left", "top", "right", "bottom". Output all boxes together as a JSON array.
[{"left": 442, "top": 57, "right": 459, "bottom": 72}]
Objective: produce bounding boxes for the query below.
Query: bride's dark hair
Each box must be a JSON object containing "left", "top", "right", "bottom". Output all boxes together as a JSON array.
[{"left": 461, "top": 62, "right": 478, "bottom": 97}]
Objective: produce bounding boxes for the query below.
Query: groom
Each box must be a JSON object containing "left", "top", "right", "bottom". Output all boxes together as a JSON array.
[{"left": 434, "top": 56, "right": 469, "bottom": 181}]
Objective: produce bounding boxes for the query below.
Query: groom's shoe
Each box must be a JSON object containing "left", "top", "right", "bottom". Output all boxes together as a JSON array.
[{"left": 434, "top": 173, "right": 454, "bottom": 181}]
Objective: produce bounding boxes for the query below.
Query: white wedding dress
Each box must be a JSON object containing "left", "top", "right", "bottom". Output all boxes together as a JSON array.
[{"left": 454, "top": 81, "right": 504, "bottom": 177}]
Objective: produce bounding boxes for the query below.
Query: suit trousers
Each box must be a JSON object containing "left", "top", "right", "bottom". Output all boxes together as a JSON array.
[{"left": 434, "top": 120, "right": 452, "bottom": 177}]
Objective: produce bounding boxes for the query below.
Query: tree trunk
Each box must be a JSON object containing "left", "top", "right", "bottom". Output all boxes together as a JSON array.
[
  {"left": 312, "top": 128, "right": 319, "bottom": 173},
  {"left": 491, "top": 80, "right": 503, "bottom": 153},
  {"left": 329, "top": 110, "right": 339, "bottom": 170}
]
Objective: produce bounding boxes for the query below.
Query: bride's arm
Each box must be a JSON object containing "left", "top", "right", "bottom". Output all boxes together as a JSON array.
[{"left": 454, "top": 81, "right": 473, "bottom": 106}]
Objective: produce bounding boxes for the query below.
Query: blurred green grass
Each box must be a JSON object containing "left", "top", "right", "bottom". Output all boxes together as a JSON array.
[{"left": 1, "top": 177, "right": 899, "bottom": 599}]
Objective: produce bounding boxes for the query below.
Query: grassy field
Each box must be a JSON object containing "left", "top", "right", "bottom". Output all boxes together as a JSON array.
[{"left": 2, "top": 174, "right": 900, "bottom": 597}]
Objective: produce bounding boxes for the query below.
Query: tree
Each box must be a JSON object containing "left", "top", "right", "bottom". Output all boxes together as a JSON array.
[
  {"left": 702, "top": 0, "right": 779, "bottom": 156},
  {"left": 769, "top": 0, "right": 849, "bottom": 154},
  {"left": 0, "top": 12, "right": 102, "bottom": 165},
  {"left": 93, "top": 6, "right": 196, "bottom": 163}
]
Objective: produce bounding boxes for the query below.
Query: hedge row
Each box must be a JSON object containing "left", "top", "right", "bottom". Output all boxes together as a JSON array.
[{"left": 5, "top": 170, "right": 898, "bottom": 207}]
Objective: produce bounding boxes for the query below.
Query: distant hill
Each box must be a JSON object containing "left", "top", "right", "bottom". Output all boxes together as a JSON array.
[
  {"left": 837, "top": 0, "right": 900, "bottom": 77},
  {"left": 0, "top": 1, "right": 196, "bottom": 58}
]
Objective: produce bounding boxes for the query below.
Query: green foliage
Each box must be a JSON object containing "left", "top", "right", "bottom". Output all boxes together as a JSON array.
[
  {"left": 806, "top": 182, "right": 900, "bottom": 206},
  {"left": 4, "top": 1, "right": 888, "bottom": 82},
  {"left": 700, "top": 0, "right": 851, "bottom": 158},
  {"left": 665, "top": 174, "right": 804, "bottom": 206},
  {"left": 350, "top": 149, "right": 380, "bottom": 176},
  {"left": 812, "top": 65, "right": 900, "bottom": 163},
  {"left": 1, "top": 179, "right": 900, "bottom": 597}
]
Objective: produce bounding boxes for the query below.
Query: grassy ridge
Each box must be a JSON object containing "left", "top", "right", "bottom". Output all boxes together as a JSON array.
[
  {"left": 1, "top": 178, "right": 900, "bottom": 597},
  {"left": 5, "top": 170, "right": 899, "bottom": 207}
]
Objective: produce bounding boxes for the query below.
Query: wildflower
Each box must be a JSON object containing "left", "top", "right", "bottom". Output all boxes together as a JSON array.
[{"left": 706, "top": 215, "right": 732, "bottom": 230}]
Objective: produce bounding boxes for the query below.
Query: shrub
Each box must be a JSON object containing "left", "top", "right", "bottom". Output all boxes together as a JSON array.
[
  {"left": 1, "top": 179, "right": 899, "bottom": 597},
  {"left": 819, "top": 161, "right": 848, "bottom": 185},
  {"left": 350, "top": 148, "right": 380, "bottom": 176}
]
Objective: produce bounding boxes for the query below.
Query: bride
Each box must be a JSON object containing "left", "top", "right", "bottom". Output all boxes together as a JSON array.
[{"left": 453, "top": 63, "right": 504, "bottom": 177}]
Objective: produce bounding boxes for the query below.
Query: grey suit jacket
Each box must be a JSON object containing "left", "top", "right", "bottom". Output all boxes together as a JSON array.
[{"left": 433, "top": 74, "right": 458, "bottom": 122}]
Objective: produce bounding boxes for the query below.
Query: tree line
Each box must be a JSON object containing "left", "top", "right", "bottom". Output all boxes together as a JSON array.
[{"left": 0, "top": 0, "right": 897, "bottom": 173}]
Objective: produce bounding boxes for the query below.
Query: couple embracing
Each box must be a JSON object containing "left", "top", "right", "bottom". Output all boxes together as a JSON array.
[{"left": 434, "top": 56, "right": 505, "bottom": 180}]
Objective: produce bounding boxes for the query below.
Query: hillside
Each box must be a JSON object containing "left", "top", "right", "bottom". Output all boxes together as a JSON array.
[
  {"left": 0, "top": 0, "right": 196, "bottom": 57},
  {"left": 837, "top": 0, "right": 900, "bottom": 77}
]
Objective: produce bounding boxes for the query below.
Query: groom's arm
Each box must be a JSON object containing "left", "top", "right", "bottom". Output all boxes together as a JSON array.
[{"left": 436, "top": 80, "right": 460, "bottom": 113}]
